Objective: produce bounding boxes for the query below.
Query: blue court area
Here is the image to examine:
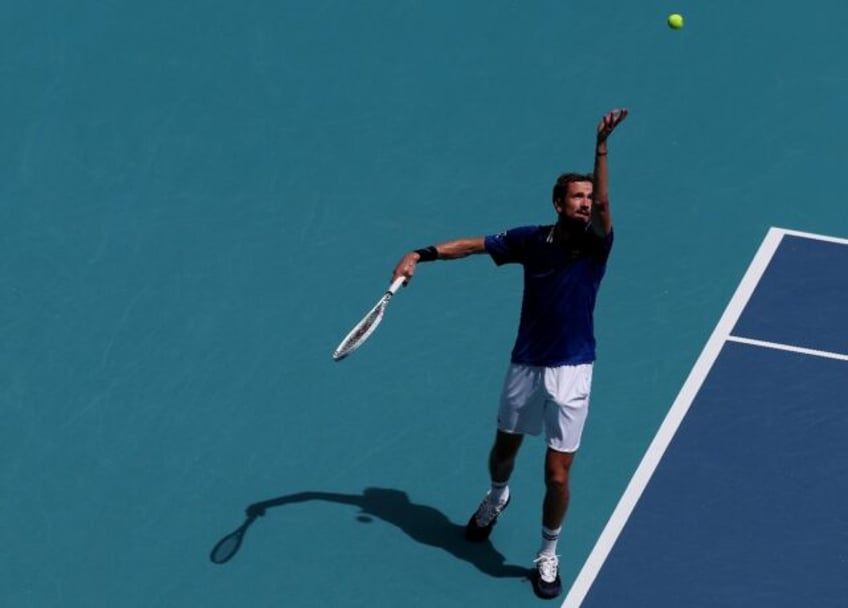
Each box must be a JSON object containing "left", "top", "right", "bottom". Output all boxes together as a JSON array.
[
  {"left": 3, "top": 2, "right": 848, "bottom": 607},
  {"left": 572, "top": 231, "right": 848, "bottom": 607}
]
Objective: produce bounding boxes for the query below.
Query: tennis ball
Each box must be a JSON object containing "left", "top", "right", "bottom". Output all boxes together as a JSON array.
[{"left": 667, "top": 14, "right": 684, "bottom": 29}]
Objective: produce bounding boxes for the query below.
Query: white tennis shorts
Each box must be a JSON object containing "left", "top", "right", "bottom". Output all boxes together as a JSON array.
[{"left": 497, "top": 362, "right": 594, "bottom": 453}]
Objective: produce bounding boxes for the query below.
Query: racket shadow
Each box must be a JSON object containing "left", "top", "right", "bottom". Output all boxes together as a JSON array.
[{"left": 210, "top": 487, "right": 529, "bottom": 579}]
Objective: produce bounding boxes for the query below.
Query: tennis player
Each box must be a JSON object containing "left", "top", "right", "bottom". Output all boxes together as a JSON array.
[{"left": 390, "top": 108, "right": 628, "bottom": 599}]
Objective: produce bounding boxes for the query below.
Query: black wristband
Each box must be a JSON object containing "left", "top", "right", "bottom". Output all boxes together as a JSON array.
[{"left": 414, "top": 246, "right": 438, "bottom": 262}]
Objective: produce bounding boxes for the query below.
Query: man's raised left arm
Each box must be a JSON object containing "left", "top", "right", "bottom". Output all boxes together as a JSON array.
[{"left": 591, "top": 108, "right": 628, "bottom": 236}]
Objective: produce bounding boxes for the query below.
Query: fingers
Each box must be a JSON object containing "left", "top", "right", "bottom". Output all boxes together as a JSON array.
[
  {"left": 609, "top": 108, "right": 628, "bottom": 127},
  {"left": 392, "top": 270, "right": 412, "bottom": 286},
  {"left": 597, "top": 108, "right": 628, "bottom": 139},
  {"left": 392, "top": 254, "right": 417, "bottom": 286}
]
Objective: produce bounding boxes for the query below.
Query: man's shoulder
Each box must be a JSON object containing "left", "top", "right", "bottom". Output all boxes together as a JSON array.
[
  {"left": 495, "top": 224, "right": 552, "bottom": 240},
  {"left": 581, "top": 226, "right": 614, "bottom": 258},
  {"left": 485, "top": 225, "right": 552, "bottom": 265},
  {"left": 573, "top": 225, "right": 613, "bottom": 245}
]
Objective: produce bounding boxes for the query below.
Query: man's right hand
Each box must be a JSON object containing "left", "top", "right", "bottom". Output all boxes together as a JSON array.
[{"left": 391, "top": 251, "right": 420, "bottom": 285}]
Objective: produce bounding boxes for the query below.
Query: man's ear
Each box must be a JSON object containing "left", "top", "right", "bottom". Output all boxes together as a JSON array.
[{"left": 553, "top": 198, "right": 563, "bottom": 214}]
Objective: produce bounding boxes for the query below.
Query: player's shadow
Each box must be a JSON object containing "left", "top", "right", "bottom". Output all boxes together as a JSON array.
[{"left": 210, "top": 487, "right": 529, "bottom": 579}]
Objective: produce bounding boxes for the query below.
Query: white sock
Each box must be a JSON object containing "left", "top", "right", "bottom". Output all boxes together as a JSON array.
[
  {"left": 490, "top": 480, "right": 509, "bottom": 504},
  {"left": 538, "top": 525, "right": 561, "bottom": 556}
]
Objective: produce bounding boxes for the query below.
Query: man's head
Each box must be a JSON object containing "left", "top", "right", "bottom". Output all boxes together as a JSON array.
[{"left": 552, "top": 173, "right": 594, "bottom": 225}]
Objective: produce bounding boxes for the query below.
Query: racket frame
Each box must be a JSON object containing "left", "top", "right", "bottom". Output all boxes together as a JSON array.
[{"left": 332, "top": 276, "right": 406, "bottom": 361}]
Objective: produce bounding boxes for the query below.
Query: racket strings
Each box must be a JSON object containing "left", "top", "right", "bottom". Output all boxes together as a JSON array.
[
  {"left": 210, "top": 531, "right": 244, "bottom": 564},
  {"left": 333, "top": 281, "right": 403, "bottom": 361},
  {"left": 334, "top": 302, "right": 387, "bottom": 358}
]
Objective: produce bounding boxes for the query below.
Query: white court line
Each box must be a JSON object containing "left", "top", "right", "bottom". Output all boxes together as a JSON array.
[
  {"left": 771, "top": 227, "right": 848, "bottom": 246},
  {"left": 726, "top": 336, "right": 848, "bottom": 362},
  {"left": 561, "top": 226, "right": 839, "bottom": 608}
]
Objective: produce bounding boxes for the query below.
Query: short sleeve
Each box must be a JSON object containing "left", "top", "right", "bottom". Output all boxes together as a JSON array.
[
  {"left": 484, "top": 226, "right": 538, "bottom": 266},
  {"left": 591, "top": 228, "right": 614, "bottom": 261}
]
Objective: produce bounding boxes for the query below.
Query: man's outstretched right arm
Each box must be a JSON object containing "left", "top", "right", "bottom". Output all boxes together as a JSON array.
[{"left": 392, "top": 237, "right": 486, "bottom": 284}]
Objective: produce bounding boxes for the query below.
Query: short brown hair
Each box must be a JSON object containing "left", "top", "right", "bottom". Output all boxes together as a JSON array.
[{"left": 552, "top": 172, "right": 593, "bottom": 203}]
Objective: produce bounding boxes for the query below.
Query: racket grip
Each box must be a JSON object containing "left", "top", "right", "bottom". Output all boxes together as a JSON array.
[{"left": 388, "top": 276, "right": 407, "bottom": 294}]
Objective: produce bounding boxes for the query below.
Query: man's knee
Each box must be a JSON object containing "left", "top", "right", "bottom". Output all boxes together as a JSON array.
[
  {"left": 545, "top": 450, "right": 575, "bottom": 486},
  {"left": 491, "top": 431, "right": 523, "bottom": 462},
  {"left": 545, "top": 480, "right": 569, "bottom": 501}
]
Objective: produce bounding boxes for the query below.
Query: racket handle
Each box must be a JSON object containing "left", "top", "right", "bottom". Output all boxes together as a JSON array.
[{"left": 388, "top": 276, "right": 407, "bottom": 295}]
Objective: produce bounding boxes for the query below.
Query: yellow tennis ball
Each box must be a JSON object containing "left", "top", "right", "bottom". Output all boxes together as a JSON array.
[{"left": 667, "top": 14, "right": 684, "bottom": 29}]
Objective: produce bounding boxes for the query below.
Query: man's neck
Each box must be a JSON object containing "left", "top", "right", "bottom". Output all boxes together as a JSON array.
[{"left": 554, "top": 219, "right": 588, "bottom": 244}]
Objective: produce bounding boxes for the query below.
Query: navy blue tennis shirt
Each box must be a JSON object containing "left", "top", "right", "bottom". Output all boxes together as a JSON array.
[{"left": 485, "top": 225, "right": 614, "bottom": 367}]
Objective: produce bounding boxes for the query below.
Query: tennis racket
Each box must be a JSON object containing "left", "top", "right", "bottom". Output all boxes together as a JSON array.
[{"left": 332, "top": 276, "right": 406, "bottom": 361}]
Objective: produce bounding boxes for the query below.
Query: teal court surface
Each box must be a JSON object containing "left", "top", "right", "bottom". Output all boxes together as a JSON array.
[{"left": 3, "top": 2, "right": 848, "bottom": 607}]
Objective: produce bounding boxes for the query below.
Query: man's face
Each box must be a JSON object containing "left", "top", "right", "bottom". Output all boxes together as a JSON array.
[{"left": 555, "top": 181, "right": 593, "bottom": 224}]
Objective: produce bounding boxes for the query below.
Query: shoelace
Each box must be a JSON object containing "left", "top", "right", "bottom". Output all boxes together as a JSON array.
[
  {"left": 475, "top": 495, "right": 506, "bottom": 526},
  {"left": 533, "top": 554, "right": 560, "bottom": 583}
]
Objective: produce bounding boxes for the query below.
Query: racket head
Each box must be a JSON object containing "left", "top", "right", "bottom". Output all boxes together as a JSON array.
[
  {"left": 209, "top": 514, "right": 258, "bottom": 564},
  {"left": 332, "top": 277, "right": 405, "bottom": 361},
  {"left": 332, "top": 301, "right": 388, "bottom": 360},
  {"left": 210, "top": 526, "right": 247, "bottom": 564}
]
